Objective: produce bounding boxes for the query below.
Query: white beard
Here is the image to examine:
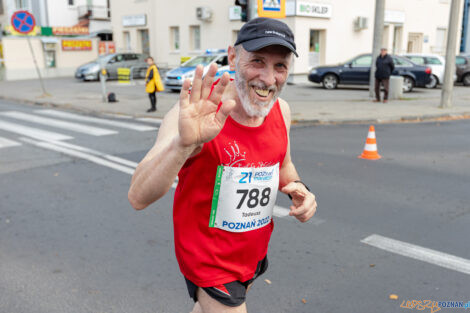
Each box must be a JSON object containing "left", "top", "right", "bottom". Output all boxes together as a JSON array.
[{"left": 234, "top": 69, "right": 281, "bottom": 118}]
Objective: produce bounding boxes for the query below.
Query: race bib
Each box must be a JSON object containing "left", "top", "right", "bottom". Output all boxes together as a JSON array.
[{"left": 209, "top": 163, "right": 279, "bottom": 233}]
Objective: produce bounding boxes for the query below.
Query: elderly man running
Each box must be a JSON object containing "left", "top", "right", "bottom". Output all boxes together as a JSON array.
[{"left": 128, "top": 17, "right": 318, "bottom": 313}]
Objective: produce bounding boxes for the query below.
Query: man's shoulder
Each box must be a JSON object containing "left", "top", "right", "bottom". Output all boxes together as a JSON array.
[{"left": 277, "top": 97, "right": 291, "bottom": 126}]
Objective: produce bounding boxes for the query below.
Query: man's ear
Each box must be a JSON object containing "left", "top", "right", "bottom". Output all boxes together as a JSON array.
[{"left": 228, "top": 46, "right": 236, "bottom": 71}]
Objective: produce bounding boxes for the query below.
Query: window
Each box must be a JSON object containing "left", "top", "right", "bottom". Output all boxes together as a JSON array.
[
  {"left": 352, "top": 55, "right": 372, "bottom": 67},
  {"left": 15, "top": 0, "right": 28, "bottom": 9},
  {"left": 124, "top": 53, "right": 138, "bottom": 61},
  {"left": 190, "top": 25, "right": 201, "bottom": 51},
  {"left": 456, "top": 57, "right": 467, "bottom": 65},
  {"left": 425, "top": 57, "right": 442, "bottom": 65},
  {"left": 68, "top": 0, "right": 74, "bottom": 5},
  {"left": 123, "top": 31, "right": 131, "bottom": 51},
  {"left": 170, "top": 27, "right": 180, "bottom": 51},
  {"left": 393, "top": 57, "right": 413, "bottom": 67},
  {"left": 216, "top": 56, "right": 228, "bottom": 66},
  {"left": 408, "top": 56, "right": 425, "bottom": 65}
]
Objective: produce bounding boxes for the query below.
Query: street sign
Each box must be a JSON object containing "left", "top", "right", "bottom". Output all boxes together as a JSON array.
[
  {"left": 258, "top": 0, "right": 286, "bottom": 18},
  {"left": 11, "top": 11, "right": 36, "bottom": 34}
]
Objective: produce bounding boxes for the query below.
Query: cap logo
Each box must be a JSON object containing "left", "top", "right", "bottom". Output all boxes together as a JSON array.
[{"left": 265, "top": 30, "right": 286, "bottom": 38}]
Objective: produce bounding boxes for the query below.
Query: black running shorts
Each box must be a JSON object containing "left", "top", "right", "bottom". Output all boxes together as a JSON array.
[{"left": 185, "top": 256, "right": 268, "bottom": 307}]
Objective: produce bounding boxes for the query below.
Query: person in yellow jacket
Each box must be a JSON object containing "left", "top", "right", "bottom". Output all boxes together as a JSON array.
[{"left": 145, "top": 56, "right": 164, "bottom": 112}]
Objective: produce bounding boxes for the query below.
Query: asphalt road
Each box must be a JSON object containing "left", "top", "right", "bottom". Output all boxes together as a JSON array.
[{"left": 0, "top": 100, "right": 469, "bottom": 313}]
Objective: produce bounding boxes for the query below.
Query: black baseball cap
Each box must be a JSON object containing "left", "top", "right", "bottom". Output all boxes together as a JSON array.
[{"left": 235, "top": 17, "right": 298, "bottom": 57}]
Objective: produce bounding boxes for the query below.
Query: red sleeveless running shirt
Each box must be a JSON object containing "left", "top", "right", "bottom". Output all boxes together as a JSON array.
[{"left": 173, "top": 88, "right": 288, "bottom": 287}]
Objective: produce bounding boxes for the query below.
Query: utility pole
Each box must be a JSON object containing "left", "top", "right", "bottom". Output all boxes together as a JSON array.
[
  {"left": 369, "top": 0, "right": 385, "bottom": 98},
  {"left": 440, "top": 0, "right": 462, "bottom": 108}
]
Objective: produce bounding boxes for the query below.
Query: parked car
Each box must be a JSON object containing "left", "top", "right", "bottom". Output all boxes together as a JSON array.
[
  {"left": 308, "top": 54, "right": 431, "bottom": 92},
  {"left": 402, "top": 54, "right": 446, "bottom": 88},
  {"left": 75, "top": 53, "right": 148, "bottom": 81},
  {"left": 456, "top": 55, "right": 470, "bottom": 86},
  {"left": 164, "top": 49, "right": 228, "bottom": 91}
]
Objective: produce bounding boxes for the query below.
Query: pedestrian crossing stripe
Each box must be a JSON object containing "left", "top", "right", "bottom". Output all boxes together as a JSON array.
[
  {"left": 1, "top": 111, "right": 117, "bottom": 136},
  {"left": 0, "top": 119, "right": 73, "bottom": 141},
  {"left": 36, "top": 110, "right": 158, "bottom": 131},
  {"left": 0, "top": 136, "right": 21, "bottom": 149}
]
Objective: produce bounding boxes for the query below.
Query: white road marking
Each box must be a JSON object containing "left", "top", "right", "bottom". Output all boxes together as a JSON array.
[
  {"left": 136, "top": 117, "right": 162, "bottom": 125},
  {"left": 1, "top": 111, "right": 117, "bottom": 136},
  {"left": 361, "top": 234, "right": 470, "bottom": 275},
  {"left": 0, "top": 136, "right": 21, "bottom": 148},
  {"left": 20, "top": 138, "right": 135, "bottom": 175},
  {"left": 28, "top": 138, "right": 139, "bottom": 168},
  {"left": 0, "top": 119, "right": 73, "bottom": 141},
  {"left": 36, "top": 110, "right": 158, "bottom": 131}
]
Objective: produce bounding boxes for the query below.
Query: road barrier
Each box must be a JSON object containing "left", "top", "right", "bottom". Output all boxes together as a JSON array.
[{"left": 117, "top": 68, "right": 131, "bottom": 84}]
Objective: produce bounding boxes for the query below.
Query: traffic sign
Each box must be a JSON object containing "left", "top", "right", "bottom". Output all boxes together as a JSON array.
[
  {"left": 11, "top": 11, "right": 36, "bottom": 34},
  {"left": 258, "top": 0, "right": 286, "bottom": 18}
]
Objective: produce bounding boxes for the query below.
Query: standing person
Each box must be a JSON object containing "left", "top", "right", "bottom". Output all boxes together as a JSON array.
[
  {"left": 128, "top": 18, "right": 317, "bottom": 313},
  {"left": 374, "top": 48, "right": 395, "bottom": 103},
  {"left": 145, "top": 56, "right": 164, "bottom": 112}
]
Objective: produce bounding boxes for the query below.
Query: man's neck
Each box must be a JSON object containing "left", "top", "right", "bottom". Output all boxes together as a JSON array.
[{"left": 223, "top": 81, "right": 266, "bottom": 127}]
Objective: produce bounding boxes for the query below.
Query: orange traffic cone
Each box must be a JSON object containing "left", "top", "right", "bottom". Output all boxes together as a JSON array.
[{"left": 358, "top": 125, "right": 381, "bottom": 160}]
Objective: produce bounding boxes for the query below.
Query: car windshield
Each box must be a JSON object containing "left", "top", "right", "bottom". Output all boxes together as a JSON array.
[
  {"left": 183, "top": 55, "right": 218, "bottom": 67},
  {"left": 393, "top": 57, "right": 413, "bottom": 67},
  {"left": 98, "top": 54, "right": 115, "bottom": 63},
  {"left": 406, "top": 56, "right": 425, "bottom": 65}
]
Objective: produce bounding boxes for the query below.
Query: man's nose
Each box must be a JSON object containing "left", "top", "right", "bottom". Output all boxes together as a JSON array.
[{"left": 259, "top": 67, "right": 276, "bottom": 87}]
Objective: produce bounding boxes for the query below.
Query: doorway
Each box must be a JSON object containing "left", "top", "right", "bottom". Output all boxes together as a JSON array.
[
  {"left": 309, "top": 29, "right": 325, "bottom": 68},
  {"left": 407, "top": 32, "right": 423, "bottom": 53}
]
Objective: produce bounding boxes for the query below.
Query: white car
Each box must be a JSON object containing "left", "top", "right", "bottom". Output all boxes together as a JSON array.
[{"left": 402, "top": 54, "right": 446, "bottom": 88}]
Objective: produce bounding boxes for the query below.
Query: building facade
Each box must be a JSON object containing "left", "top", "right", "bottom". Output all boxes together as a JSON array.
[
  {"left": 110, "top": 0, "right": 461, "bottom": 82},
  {"left": 0, "top": 0, "right": 114, "bottom": 80}
]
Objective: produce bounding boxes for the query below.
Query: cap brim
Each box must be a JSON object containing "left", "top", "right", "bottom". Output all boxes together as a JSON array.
[{"left": 241, "top": 37, "right": 298, "bottom": 57}]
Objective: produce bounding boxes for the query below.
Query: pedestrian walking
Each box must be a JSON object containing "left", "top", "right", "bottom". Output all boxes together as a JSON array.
[
  {"left": 128, "top": 18, "right": 317, "bottom": 313},
  {"left": 374, "top": 48, "right": 395, "bottom": 103},
  {"left": 145, "top": 56, "right": 164, "bottom": 112}
]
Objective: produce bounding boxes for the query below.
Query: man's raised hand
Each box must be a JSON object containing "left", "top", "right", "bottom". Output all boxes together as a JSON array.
[{"left": 178, "top": 63, "right": 235, "bottom": 148}]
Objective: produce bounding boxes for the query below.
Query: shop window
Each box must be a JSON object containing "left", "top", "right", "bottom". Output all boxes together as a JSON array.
[
  {"left": 43, "top": 43, "right": 56, "bottom": 68},
  {"left": 170, "top": 26, "right": 180, "bottom": 51},
  {"left": 190, "top": 25, "right": 201, "bottom": 51},
  {"left": 139, "top": 29, "right": 150, "bottom": 56}
]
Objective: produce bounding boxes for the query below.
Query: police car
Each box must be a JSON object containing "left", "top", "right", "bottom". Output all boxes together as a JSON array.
[{"left": 165, "top": 49, "right": 230, "bottom": 91}]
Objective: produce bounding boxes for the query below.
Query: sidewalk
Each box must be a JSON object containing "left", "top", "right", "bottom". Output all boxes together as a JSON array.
[{"left": 1, "top": 77, "right": 470, "bottom": 124}]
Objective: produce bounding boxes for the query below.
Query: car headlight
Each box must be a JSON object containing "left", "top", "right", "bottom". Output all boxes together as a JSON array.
[{"left": 310, "top": 69, "right": 317, "bottom": 74}]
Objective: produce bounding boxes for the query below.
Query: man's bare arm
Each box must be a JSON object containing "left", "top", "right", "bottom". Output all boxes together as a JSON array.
[{"left": 278, "top": 98, "right": 317, "bottom": 222}]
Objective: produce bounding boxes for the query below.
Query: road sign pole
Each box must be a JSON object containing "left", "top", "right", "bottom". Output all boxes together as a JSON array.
[
  {"left": 440, "top": 0, "right": 462, "bottom": 108},
  {"left": 26, "top": 36, "right": 49, "bottom": 96}
]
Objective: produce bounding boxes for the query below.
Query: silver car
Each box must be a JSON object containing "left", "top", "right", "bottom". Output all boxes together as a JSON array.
[{"left": 75, "top": 53, "right": 148, "bottom": 81}]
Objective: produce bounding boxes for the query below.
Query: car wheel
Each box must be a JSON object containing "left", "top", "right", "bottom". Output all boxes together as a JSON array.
[
  {"left": 463, "top": 74, "right": 470, "bottom": 86},
  {"left": 402, "top": 76, "right": 414, "bottom": 92},
  {"left": 322, "top": 74, "right": 338, "bottom": 89},
  {"left": 139, "top": 68, "right": 147, "bottom": 79},
  {"left": 425, "top": 74, "right": 438, "bottom": 89}
]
